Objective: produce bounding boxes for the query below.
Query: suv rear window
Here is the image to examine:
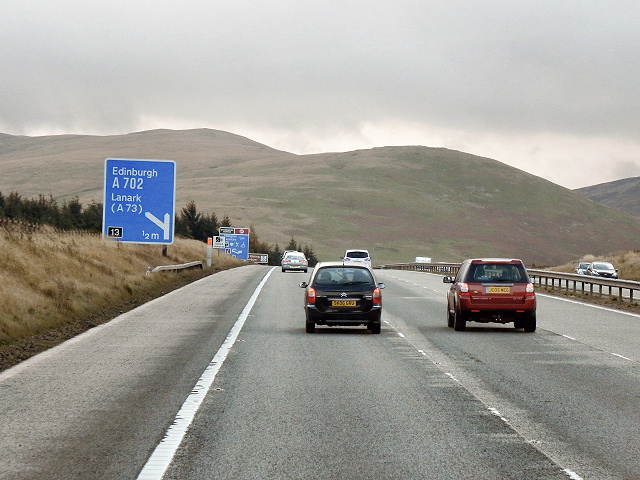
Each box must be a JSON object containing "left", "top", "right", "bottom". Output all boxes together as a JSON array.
[
  {"left": 346, "top": 251, "right": 369, "bottom": 259},
  {"left": 466, "top": 263, "right": 528, "bottom": 283}
]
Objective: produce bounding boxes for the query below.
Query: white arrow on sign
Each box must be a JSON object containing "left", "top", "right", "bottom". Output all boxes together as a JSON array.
[{"left": 145, "top": 212, "right": 171, "bottom": 240}]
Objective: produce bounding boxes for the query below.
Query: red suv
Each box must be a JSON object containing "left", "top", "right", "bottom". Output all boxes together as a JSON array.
[{"left": 443, "top": 258, "right": 536, "bottom": 332}]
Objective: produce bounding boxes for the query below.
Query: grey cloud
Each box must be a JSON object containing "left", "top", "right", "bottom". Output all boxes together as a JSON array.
[{"left": 1, "top": 1, "right": 639, "bottom": 187}]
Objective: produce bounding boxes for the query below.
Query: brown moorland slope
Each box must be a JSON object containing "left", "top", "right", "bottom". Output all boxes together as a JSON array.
[{"left": 2, "top": 128, "right": 640, "bottom": 266}]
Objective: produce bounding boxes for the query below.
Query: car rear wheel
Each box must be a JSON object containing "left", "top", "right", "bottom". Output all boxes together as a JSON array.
[
  {"left": 454, "top": 309, "right": 466, "bottom": 331},
  {"left": 305, "top": 319, "right": 315, "bottom": 333},
  {"left": 523, "top": 312, "right": 536, "bottom": 333}
]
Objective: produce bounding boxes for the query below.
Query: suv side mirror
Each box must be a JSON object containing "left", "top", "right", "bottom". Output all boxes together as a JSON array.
[
  {"left": 299, "top": 282, "right": 308, "bottom": 288},
  {"left": 377, "top": 283, "right": 386, "bottom": 289},
  {"left": 443, "top": 276, "right": 453, "bottom": 283}
]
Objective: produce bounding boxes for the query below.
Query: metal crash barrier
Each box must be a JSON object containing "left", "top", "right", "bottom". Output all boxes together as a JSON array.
[
  {"left": 151, "top": 261, "right": 203, "bottom": 273},
  {"left": 377, "top": 262, "right": 640, "bottom": 304}
]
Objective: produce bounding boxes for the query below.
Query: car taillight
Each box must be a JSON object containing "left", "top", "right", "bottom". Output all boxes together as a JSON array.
[
  {"left": 459, "top": 282, "right": 469, "bottom": 294},
  {"left": 307, "top": 287, "right": 316, "bottom": 304},
  {"left": 373, "top": 288, "right": 382, "bottom": 305}
]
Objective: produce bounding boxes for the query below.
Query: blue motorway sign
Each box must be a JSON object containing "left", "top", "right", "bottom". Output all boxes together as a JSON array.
[
  {"left": 223, "top": 228, "right": 250, "bottom": 260},
  {"left": 103, "top": 158, "right": 176, "bottom": 244}
]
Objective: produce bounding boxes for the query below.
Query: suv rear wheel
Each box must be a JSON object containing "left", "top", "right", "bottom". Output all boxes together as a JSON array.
[
  {"left": 454, "top": 309, "right": 467, "bottom": 331},
  {"left": 447, "top": 307, "right": 454, "bottom": 328},
  {"left": 523, "top": 312, "right": 536, "bottom": 332}
]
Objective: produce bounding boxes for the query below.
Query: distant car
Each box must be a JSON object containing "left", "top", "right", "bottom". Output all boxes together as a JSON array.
[
  {"left": 299, "top": 262, "right": 385, "bottom": 334},
  {"left": 282, "top": 252, "right": 308, "bottom": 272},
  {"left": 585, "top": 261, "right": 618, "bottom": 278},
  {"left": 341, "top": 249, "right": 372, "bottom": 268},
  {"left": 574, "top": 262, "right": 590, "bottom": 275},
  {"left": 443, "top": 258, "right": 536, "bottom": 332}
]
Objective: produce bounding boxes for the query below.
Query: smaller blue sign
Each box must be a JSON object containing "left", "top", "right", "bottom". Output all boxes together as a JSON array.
[{"left": 223, "top": 233, "right": 249, "bottom": 261}]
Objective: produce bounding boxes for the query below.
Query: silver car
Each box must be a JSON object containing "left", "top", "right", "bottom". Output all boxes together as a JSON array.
[
  {"left": 282, "top": 252, "right": 308, "bottom": 272},
  {"left": 585, "top": 262, "right": 618, "bottom": 278},
  {"left": 574, "top": 262, "right": 590, "bottom": 274}
]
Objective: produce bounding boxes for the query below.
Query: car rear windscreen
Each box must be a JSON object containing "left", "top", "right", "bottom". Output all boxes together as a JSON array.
[
  {"left": 467, "top": 263, "right": 528, "bottom": 283},
  {"left": 315, "top": 267, "right": 374, "bottom": 286}
]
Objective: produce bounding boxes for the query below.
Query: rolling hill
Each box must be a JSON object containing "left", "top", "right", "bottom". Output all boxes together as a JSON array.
[
  {"left": 2, "top": 128, "right": 640, "bottom": 266},
  {"left": 575, "top": 177, "right": 640, "bottom": 219}
]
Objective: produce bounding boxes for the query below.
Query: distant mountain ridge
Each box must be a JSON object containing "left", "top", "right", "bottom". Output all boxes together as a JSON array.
[
  {"left": 2, "top": 128, "right": 640, "bottom": 266},
  {"left": 575, "top": 177, "right": 640, "bottom": 218}
]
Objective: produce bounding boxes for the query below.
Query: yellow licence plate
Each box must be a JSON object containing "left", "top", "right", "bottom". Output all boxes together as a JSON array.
[
  {"left": 487, "top": 286, "right": 511, "bottom": 294},
  {"left": 332, "top": 300, "right": 357, "bottom": 307}
]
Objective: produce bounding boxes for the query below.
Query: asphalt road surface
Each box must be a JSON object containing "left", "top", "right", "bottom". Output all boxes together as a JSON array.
[{"left": 0, "top": 265, "right": 638, "bottom": 479}]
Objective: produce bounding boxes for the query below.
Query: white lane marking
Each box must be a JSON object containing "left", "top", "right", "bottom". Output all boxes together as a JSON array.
[
  {"left": 612, "top": 353, "right": 632, "bottom": 361},
  {"left": 557, "top": 322, "right": 633, "bottom": 362},
  {"left": 537, "top": 293, "right": 640, "bottom": 318},
  {"left": 384, "top": 314, "right": 586, "bottom": 478},
  {"left": 137, "top": 267, "right": 275, "bottom": 480},
  {"left": 562, "top": 469, "right": 584, "bottom": 479},
  {"left": 488, "top": 407, "right": 508, "bottom": 423}
]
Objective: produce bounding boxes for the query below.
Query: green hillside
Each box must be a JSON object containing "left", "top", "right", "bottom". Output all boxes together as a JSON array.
[{"left": 2, "top": 129, "right": 639, "bottom": 265}]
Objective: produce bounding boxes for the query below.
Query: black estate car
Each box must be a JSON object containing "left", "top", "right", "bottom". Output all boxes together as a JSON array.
[{"left": 300, "top": 262, "right": 385, "bottom": 334}]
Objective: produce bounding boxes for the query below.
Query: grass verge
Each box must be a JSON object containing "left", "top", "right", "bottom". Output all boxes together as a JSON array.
[{"left": 0, "top": 225, "right": 243, "bottom": 372}]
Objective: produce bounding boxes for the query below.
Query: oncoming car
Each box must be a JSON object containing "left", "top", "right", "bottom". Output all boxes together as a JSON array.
[
  {"left": 443, "top": 258, "right": 536, "bottom": 332},
  {"left": 281, "top": 252, "right": 308, "bottom": 272},
  {"left": 585, "top": 261, "right": 618, "bottom": 279},
  {"left": 299, "top": 262, "right": 385, "bottom": 334},
  {"left": 341, "top": 249, "right": 371, "bottom": 268},
  {"left": 574, "top": 262, "right": 590, "bottom": 275}
]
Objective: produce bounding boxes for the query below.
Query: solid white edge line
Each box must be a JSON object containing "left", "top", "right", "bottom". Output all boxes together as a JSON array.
[
  {"left": 612, "top": 353, "right": 632, "bottom": 361},
  {"left": 537, "top": 293, "right": 640, "bottom": 318},
  {"left": 562, "top": 469, "right": 584, "bottom": 480},
  {"left": 137, "top": 267, "right": 275, "bottom": 480}
]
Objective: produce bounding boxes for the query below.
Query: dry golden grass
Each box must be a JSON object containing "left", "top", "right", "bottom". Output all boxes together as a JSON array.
[{"left": 0, "top": 225, "right": 242, "bottom": 346}]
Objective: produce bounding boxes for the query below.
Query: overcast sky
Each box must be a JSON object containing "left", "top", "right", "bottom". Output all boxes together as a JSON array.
[{"left": 1, "top": 1, "right": 639, "bottom": 189}]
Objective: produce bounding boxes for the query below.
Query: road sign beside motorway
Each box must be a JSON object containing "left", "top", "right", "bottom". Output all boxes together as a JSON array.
[
  {"left": 212, "top": 236, "right": 225, "bottom": 248},
  {"left": 221, "top": 227, "right": 250, "bottom": 260},
  {"left": 103, "top": 158, "right": 176, "bottom": 244}
]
